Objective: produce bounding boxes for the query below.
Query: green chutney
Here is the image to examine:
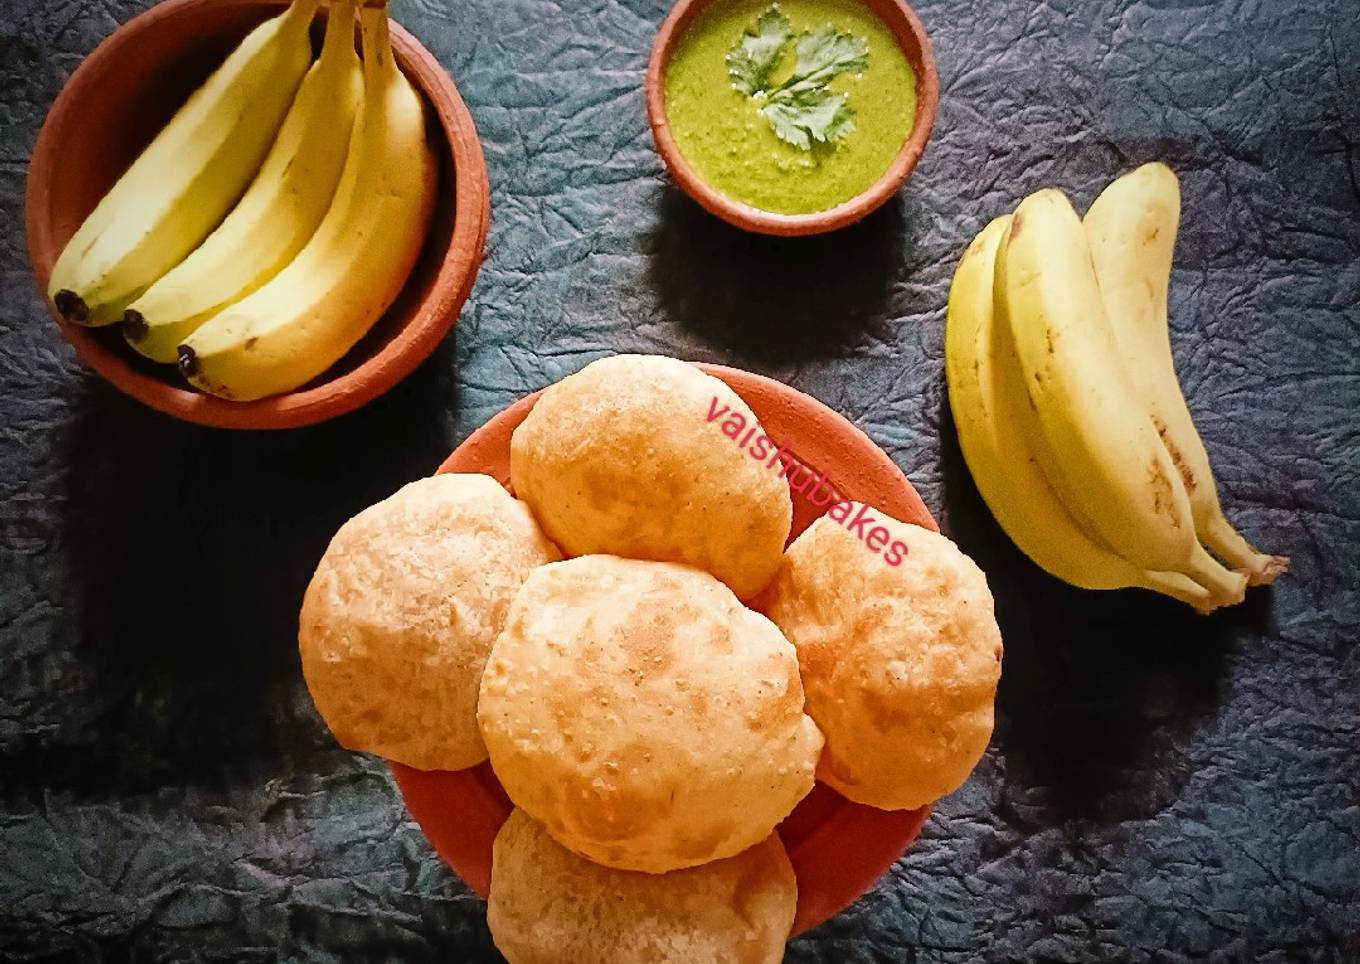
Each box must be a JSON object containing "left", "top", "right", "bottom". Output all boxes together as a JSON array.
[{"left": 664, "top": 0, "right": 916, "bottom": 215}]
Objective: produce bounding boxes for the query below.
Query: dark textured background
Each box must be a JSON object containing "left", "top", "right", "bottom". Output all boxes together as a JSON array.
[{"left": 2, "top": 0, "right": 1358, "bottom": 960}]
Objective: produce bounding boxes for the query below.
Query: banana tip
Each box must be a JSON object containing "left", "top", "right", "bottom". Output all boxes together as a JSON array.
[
  {"left": 53, "top": 290, "right": 88, "bottom": 323},
  {"left": 177, "top": 345, "right": 199, "bottom": 379},
  {"left": 123, "top": 310, "right": 148, "bottom": 343}
]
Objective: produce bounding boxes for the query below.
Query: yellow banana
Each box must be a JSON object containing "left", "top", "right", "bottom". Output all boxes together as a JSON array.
[
  {"left": 179, "top": 4, "right": 436, "bottom": 402},
  {"left": 946, "top": 215, "right": 1215, "bottom": 609},
  {"left": 1085, "top": 163, "right": 1288, "bottom": 586},
  {"left": 995, "top": 189, "right": 1246, "bottom": 609},
  {"left": 123, "top": 0, "right": 362, "bottom": 363},
  {"left": 48, "top": 0, "right": 319, "bottom": 326}
]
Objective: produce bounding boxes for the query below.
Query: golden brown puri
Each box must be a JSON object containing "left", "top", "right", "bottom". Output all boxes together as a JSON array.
[
  {"left": 508, "top": 354, "right": 792, "bottom": 600},
  {"left": 299, "top": 474, "right": 561, "bottom": 772},
  {"left": 761, "top": 509, "right": 1003, "bottom": 811},
  {"left": 477, "top": 555, "right": 823, "bottom": 873},
  {"left": 488, "top": 809, "right": 796, "bottom": 964}
]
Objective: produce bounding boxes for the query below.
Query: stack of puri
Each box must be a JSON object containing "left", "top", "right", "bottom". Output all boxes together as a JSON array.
[{"left": 298, "top": 354, "right": 1004, "bottom": 963}]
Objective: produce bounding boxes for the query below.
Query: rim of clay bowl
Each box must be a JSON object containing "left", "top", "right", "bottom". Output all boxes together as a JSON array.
[
  {"left": 25, "top": 0, "right": 490, "bottom": 430},
  {"left": 646, "top": 0, "right": 939, "bottom": 237},
  {"left": 391, "top": 360, "right": 937, "bottom": 936}
]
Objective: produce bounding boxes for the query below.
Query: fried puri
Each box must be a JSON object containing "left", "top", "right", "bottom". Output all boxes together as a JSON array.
[
  {"left": 299, "top": 474, "right": 561, "bottom": 771},
  {"left": 477, "top": 555, "right": 823, "bottom": 872},
  {"left": 761, "top": 509, "right": 1003, "bottom": 810},
  {"left": 487, "top": 809, "right": 796, "bottom": 964},
  {"left": 509, "top": 354, "right": 792, "bottom": 600}
]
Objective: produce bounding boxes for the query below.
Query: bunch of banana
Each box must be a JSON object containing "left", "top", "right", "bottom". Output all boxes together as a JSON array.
[
  {"left": 48, "top": 0, "right": 436, "bottom": 402},
  {"left": 179, "top": 3, "right": 435, "bottom": 401},
  {"left": 945, "top": 164, "right": 1287, "bottom": 612},
  {"left": 123, "top": 0, "right": 363, "bottom": 362},
  {"left": 49, "top": 0, "right": 320, "bottom": 326}
]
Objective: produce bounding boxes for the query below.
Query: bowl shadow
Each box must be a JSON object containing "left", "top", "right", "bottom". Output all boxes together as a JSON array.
[
  {"left": 34, "top": 335, "right": 460, "bottom": 800},
  {"left": 937, "top": 390, "right": 1273, "bottom": 825},
  {"left": 644, "top": 186, "right": 919, "bottom": 366}
]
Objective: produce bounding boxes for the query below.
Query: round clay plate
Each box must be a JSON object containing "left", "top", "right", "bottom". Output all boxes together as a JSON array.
[{"left": 391, "top": 361, "right": 936, "bottom": 935}]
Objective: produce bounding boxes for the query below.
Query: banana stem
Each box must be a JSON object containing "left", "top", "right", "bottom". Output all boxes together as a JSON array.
[
  {"left": 284, "top": 0, "right": 322, "bottom": 29},
  {"left": 1203, "top": 514, "right": 1290, "bottom": 587},
  {"left": 319, "top": 0, "right": 357, "bottom": 63},
  {"left": 1141, "top": 570, "right": 1213, "bottom": 611},
  {"left": 1180, "top": 541, "right": 1248, "bottom": 612},
  {"left": 359, "top": 3, "right": 395, "bottom": 81}
]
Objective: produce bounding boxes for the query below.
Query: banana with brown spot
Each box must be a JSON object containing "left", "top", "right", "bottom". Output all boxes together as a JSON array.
[
  {"left": 997, "top": 188, "right": 1245, "bottom": 610},
  {"left": 946, "top": 214, "right": 1220, "bottom": 609},
  {"left": 1085, "top": 163, "right": 1288, "bottom": 586}
]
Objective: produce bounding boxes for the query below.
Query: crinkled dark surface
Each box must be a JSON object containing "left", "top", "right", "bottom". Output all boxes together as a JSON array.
[{"left": 1, "top": 0, "right": 1358, "bottom": 960}]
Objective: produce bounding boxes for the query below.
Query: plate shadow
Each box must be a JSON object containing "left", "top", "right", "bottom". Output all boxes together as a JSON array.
[{"left": 30, "top": 336, "right": 460, "bottom": 799}]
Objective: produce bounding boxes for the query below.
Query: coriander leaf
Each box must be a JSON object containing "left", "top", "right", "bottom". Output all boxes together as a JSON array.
[
  {"left": 777, "top": 25, "right": 868, "bottom": 96},
  {"left": 762, "top": 88, "right": 855, "bottom": 150},
  {"left": 726, "top": 6, "right": 791, "bottom": 96},
  {"left": 725, "top": 6, "right": 867, "bottom": 151},
  {"left": 819, "top": 95, "right": 857, "bottom": 142}
]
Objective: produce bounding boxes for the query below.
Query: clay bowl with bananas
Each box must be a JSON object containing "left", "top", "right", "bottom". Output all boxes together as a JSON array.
[{"left": 25, "top": 0, "right": 489, "bottom": 430}]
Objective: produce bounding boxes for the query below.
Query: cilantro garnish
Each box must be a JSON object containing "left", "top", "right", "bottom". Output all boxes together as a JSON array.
[
  {"left": 724, "top": 5, "right": 869, "bottom": 151},
  {"left": 727, "top": 6, "right": 791, "bottom": 95}
]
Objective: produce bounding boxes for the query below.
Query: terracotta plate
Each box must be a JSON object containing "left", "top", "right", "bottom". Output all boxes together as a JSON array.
[{"left": 392, "top": 361, "right": 936, "bottom": 935}]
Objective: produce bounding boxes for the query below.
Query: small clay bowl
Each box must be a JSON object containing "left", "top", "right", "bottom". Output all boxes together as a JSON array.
[
  {"left": 25, "top": 0, "right": 489, "bottom": 430},
  {"left": 647, "top": 0, "right": 938, "bottom": 237},
  {"left": 392, "top": 362, "right": 937, "bottom": 935}
]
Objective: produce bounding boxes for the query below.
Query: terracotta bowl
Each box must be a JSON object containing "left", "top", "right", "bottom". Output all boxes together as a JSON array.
[
  {"left": 646, "top": 0, "right": 939, "bottom": 236},
  {"left": 392, "top": 361, "right": 937, "bottom": 936},
  {"left": 25, "top": 0, "right": 490, "bottom": 430}
]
